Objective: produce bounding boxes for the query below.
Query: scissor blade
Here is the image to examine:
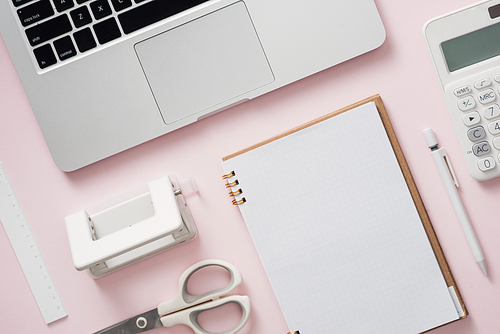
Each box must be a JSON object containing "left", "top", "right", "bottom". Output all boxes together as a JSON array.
[{"left": 93, "top": 308, "right": 162, "bottom": 334}]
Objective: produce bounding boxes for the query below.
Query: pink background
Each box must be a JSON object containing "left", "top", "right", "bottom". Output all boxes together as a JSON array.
[{"left": 1, "top": 0, "right": 499, "bottom": 333}]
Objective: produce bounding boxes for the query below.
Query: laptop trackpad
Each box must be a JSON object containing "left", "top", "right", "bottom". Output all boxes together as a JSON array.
[{"left": 135, "top": 2, "right": 274, "bottom": 124}]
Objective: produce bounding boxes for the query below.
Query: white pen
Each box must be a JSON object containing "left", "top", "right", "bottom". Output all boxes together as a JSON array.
[{"left": 423, "top": 128, "right": 487, "bottom": 276}]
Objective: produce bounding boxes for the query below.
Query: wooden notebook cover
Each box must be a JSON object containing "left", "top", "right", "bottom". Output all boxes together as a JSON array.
[{"left": 223, "top": 94, "right": 467, "bottom": 319}]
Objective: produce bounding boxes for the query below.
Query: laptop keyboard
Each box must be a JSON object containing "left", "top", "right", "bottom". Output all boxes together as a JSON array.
[{"left": 13, "top": 0, "right": 209, "bottom": 69}]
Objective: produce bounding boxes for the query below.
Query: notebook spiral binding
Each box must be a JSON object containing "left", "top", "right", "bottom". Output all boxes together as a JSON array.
[
  {"left": 222, "top": 171, "right": 246, "bottom": 205},
  {"left": 222, "top": 171, "right": 235, "bottom": 179}
]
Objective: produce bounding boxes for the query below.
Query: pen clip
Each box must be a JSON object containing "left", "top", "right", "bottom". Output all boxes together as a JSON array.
[{"left": 443, "top": 154, "right": 459, "bottom": 188}]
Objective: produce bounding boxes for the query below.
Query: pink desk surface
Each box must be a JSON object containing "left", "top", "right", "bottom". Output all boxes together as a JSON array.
[{"left": 1, "top": 0, "right": 500, "bottom": 333}]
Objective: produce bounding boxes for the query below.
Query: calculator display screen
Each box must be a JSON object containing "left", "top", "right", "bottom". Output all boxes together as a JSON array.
[{"left": 441, "top": 21, "right": 500, "bottom": 72}]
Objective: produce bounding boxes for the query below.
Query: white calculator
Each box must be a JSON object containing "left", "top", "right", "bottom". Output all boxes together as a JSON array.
[{"left": 424, "top": 0, "right": 500, "bottom": 181}]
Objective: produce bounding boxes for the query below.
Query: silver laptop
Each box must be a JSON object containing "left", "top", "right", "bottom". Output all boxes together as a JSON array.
[{"left": 0, "top": 0, "right": 385, "bottom": 171}]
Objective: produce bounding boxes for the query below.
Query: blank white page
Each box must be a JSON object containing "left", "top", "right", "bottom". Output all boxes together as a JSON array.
[{"left": 222, "top": 102, "right": 459, "bottom": 333}]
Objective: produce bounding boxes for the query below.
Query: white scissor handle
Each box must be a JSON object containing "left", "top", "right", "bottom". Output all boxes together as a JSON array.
[
  {"left": 160, "top": 295, "right": 251, "bottom": 334},
  {"left": 158, "top": 259, "right": 243, "bottom": 315}
]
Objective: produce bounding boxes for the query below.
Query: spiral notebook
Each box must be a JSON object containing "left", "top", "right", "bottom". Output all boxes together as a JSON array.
[{"left": 221, "top": 95, "right": 467, "bottom": 333}]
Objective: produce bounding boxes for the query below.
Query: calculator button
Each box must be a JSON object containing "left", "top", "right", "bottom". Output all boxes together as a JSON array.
[
  {"left": 478, "top": 157, "right": 496, "bottom": 171},
  {"left": 474, "top": 78, "right": 491, "bottom": 89},
  {"left": 495, "top": 74, "right": 500, "bottom": 82},
  {"left": 488, "top": 120, "right": 500, "bottom": 135},
  {"left": 493, "top": 136, "right": 500, "bottom": 149},
  {"left": 454, "top": 85, "right": 471, "bottom": 97},
  {"left": 482, "top": 104, "right": 500, "bottom": 120},
  {"left": 477, "top": 89, "right": 496, "bottom": 104},
  {"left": 472, "top": 141, "right": 491, "bottom": 156},
  {"left": 467, "top": 126, "right": 486, "bottom": 142},
  {"left": 463, "top": 111, "right": 480, "bottom": 126},
  {"left": 458, "top": 96, "right": 475, "bottom": 111}
]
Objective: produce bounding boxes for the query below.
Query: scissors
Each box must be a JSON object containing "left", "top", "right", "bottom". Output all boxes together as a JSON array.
[{"left": 94, "top": 259, "right": 251, "bottom": 334}]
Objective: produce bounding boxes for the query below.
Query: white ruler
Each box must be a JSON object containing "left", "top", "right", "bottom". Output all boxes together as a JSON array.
[{"left": 0, "top": 163, "right": 67, "bottom": 324}]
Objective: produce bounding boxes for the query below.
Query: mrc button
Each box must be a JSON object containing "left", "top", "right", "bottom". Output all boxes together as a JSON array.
[
  {"left": 472, "top": 141, "right": 491, "bottom": 156},
  {"left": 467, "top": 126, "right": 486, "bottom": 142},
  {"left": 478, "top": 89, "right": 496, "bottom": 104}
]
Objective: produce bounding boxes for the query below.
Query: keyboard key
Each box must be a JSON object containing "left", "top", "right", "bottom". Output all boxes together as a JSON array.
[
  {"left": 93, "top": 17, "right": 121, "bottom": 44},
  {"left": 118, "top": 0, "right": 209, "bottom": 34},
  {"left": 54, "top": 0, "right": 75, "bottom": 12},
  {"left": 33, "top": 44, "right": 57, "bottom": 68},
  {"left": 53, "top": 36, "right": 77, "bottom": 60},
  {"left": 17, "top": 0, "right": 54, "bottom": 27},
  {"left": 73, "top": 27, "right": 97, "bottom": 52},
  {"left": 111, "top": 0, "right": 132, "bottom": 12},
  {"left": 25, "top": 15, "right": 72, "bottom": 46},
  {"left": 76, "top": 0, "right": 90, "bottom": 3},
  {"left": 70, "top": 6, "right": 92, "bottom": 28},
  {"left": 12, "top": 0, "right": 35, "bottom": 7},
  {"left": 90, "top": 0, "right": 112, "bottom": 20}
]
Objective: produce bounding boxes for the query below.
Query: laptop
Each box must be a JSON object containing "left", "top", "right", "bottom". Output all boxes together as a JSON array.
[{"left": 0, "top": 0, "right": 385, "bottom": 171}]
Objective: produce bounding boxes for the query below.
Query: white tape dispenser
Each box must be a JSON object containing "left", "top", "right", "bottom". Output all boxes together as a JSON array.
[{"left": 65, "top": 175, "right": 198, "bottom": 278}]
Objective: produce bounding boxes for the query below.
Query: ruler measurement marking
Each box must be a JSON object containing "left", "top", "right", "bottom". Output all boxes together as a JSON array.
[{"left": 0, "top": 164, "right": 67, "bottom": 324}]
